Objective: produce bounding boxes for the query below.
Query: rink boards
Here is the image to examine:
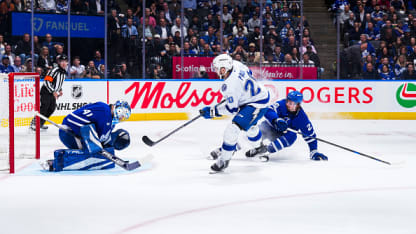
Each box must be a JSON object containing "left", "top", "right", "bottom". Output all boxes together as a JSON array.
[{"left": 41, "top": 79, "right": 416, "bottom": 122}]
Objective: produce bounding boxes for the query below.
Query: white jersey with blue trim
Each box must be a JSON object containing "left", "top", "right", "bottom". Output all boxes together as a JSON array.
[{"left": 217, "top": 60, "right": 270, "bottom": 115}]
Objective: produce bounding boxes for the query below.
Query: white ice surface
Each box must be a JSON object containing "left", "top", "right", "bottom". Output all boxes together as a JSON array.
[{"left": 0, "top": 119, "right": 415, "bottom": 234}]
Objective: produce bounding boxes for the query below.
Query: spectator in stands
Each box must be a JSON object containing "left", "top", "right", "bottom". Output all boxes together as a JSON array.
[
  {"left": 362, "top": 62, "right": 379, "bottom": 79},
  {"left": 3, "top": 44, "right": 15, "bottom": 65},
  {"left": 122, "top": 18, "right": 138, "bottom": 39},
  {"left": 14, "top": 0, "right": 25, "bottom": 11},
  {"left": 348, "top": 21, "right": 364, "bottom": 45},
  {"left": 282, "top": 35, "right": 297, "bottom": 55},
  {"left": 40, "top": 0, "right": 55, "bottom": 12},
  {"left": 140, "top": 8, "right": 156, "bottom": 28},
  {"left": 301, "top": 53, "right": 315, "bottom": 66},
  {"left": 283, "top": 53, "right": 296, "bottom": 65},
  {"left": 37, "top": 46, "right": 52, "bottom": 75},
  {"left": 86, "top": 0, "right": 103, "bottom": 15},
  {"left": 0, "top": 55, "right": 14, "bottom": 73},
  {"left": 291, "top": 47, "right": 300, "bottom": 63},
  {"left": 355, "top": 4, "right": 366, "bottom": 27},
  {"left": 339, "top": 4, "right": 353, "bottom": 28},
  {"left": 343, "top": 12, "right": 356, "bottom": 36},
  {"left": 98, "top": 64, "right": 106, "bottom": 78},
  {"left": 391, "top": 0, "right": 406, "bottom": 12},
  {"left": 401, "top": 63, "right": 416, "bottom": 80},
  {"left": 93, "top": 50, "right": 104, "bottom": 68},
  {"left": 200, "top": 43, "right": 213, "bottom": 56},
  {"left": 394, "top": 54, "right": 407, "bottom": 77},
  {"left": 379, "top": 64, "right": 396, "bottom": 80},
  {"left": 305, "top": 45, "right": 320, "bottom": 67},
  {"left": 0, "top": 0, "right": 15, "bottom": 14},
  {"left": 0, "top": 34, "right": 6, "bottom": 56},
  {"left": 299, "top": 37, "right": 317, "bottom": 56},
  {"left": 232, "top": 19, "right": 248, "bottom": 36},
  {"left": 85, "top": 60, "right": 100, "bottom": 78},
  {"left": 21, "top": 58, "right": 32, "bottom": 72},
  {"left": 155, "top": 18, "right": 171, "bottom": 42},
  {"left": 222, "top": 37, "right": 233, "bottom": 54},
  {"left": 70, "top": 56, "right": 86, "bottom": 78},
  {"left": 247, "top": 14, "right": 261, "bottom": 32},
  {"left": 364, "top": 22, "right": 380, "bottom": 41},
  {"left": 139, "top": 17, "right": 156, "bottom": 40},
  {"left": 56, "top": 0, "right": 68, "bottom": 13},
  {"left": 202, "top": 26, "right": 218, "bottom": 48},
  {"left": 11, "top": 56, "right": 24, "bottom": 72},
  {"left": 14, "top": 33, "right": 31, "bottom": 62},
  {"left": 42, "top": 34, "right": 63, "bottom": 57},
  {"left": 171, "top": 17, "right": 187, "bottom": 37}
]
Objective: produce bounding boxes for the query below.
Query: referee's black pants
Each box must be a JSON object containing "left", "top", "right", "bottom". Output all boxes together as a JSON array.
[{"left": 39, "top": 86, "right": 57, "bottom": 126}]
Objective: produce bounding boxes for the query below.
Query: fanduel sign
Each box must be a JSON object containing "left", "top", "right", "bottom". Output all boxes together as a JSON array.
[{"left": 12, "top": 12, "right": 104, "bottom": 38}]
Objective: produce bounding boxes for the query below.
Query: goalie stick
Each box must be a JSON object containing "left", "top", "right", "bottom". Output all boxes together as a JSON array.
[
  {"left": 287, "top": 128, "right": 391, "bottom": 165},
  {"left": 142, "top": 99, "right": 226, "bottom": 147},
  {"left": 35, "top": 112, "right": 140, "bottom": 171}
]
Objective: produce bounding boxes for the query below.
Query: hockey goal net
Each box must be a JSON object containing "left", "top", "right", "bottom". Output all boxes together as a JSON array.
[{"left": 0, "top": 73, "right": 40, "bottom": 173}]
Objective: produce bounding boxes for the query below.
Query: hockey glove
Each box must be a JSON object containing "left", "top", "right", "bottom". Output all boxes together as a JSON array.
[
  {"left": 273, "top": 118, "right": 288, "bottom": 132},
  {"left": 310, "top": 150, "right": 328, "bottom": 161},
  {"left": 200, "top": 106, "right": 221, "bottom": 119}
]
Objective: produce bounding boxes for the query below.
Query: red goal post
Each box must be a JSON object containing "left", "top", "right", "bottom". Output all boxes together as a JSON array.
[{"left": 0, "top": 73, "right": 40, "bottom": 173}]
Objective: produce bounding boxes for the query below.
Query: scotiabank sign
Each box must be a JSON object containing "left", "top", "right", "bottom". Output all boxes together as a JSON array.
[{"left": 172, "top": 57, "right": 317, "bottom": 79}]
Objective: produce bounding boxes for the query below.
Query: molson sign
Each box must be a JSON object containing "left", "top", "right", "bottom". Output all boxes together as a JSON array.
[
  {"left": 396, "top": 83, "right": 416, "bottom": 108},
  {"left": 50, "top": 80, "right": 416, "bottom": 120}
]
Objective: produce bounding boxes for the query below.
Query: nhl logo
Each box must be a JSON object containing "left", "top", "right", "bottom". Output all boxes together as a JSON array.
[{"left": 71, "top": 85, "right": 83, "bottom": 99}]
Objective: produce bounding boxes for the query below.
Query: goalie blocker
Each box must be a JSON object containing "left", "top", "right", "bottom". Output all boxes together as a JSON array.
[{"left": 42, "top": 101, "right": 133, "bottom": 172}]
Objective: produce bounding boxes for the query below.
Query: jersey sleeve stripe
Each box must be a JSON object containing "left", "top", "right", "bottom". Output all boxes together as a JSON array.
[
  {"left": 70, "top": 113, "right": 91, "bottom": 123},
  {"left": 67, "top": 118, "right": 85, "bottom": 127}
]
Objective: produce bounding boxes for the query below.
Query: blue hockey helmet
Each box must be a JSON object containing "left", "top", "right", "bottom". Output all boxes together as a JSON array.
[
  {"left": 287, "top": 90, "right": 303, "bottom": 104},
  {"left": 112, "top": 100, "right": 131, "bottom": 125}
]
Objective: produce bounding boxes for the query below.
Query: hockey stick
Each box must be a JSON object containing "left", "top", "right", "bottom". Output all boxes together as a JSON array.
[
  {"left": 287, "top": 128, "right": 391, "bottom": 165},
  {"left": 142, "top": 100, "right": 226, "bottom": 147},
  {"left": 35, "top": 112, "right": 140, "bottom": 171}
]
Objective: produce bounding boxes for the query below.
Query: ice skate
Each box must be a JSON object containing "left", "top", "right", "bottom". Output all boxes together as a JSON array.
[
  {"left": 245, "top": 142, "right": 269, "bottom": 158},
  {"left": 210, "top": 159, "right": 229, "bottom": 173}
]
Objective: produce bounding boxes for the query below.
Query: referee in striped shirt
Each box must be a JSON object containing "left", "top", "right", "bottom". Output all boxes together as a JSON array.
[{"left": 31, "top": 54, "right": 68, "bottom": 130}]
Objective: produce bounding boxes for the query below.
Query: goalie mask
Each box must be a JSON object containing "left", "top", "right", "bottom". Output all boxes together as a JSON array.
[
  {"left": 212, "top": 54, "right": 233, "bottom": 79},
  {"left": 112, "top": 100, "right": 131, "bottom": 125},
  {"left": 286, "top": 90, "right": 303, "bottom": 115}
]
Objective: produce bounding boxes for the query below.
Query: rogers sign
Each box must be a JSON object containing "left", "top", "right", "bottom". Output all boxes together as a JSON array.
[
  {"left": 125, "top": 81, "right": 223, "bottom": 109},
  {"left": 285, "top": 86, "right": 373, "bottom": 104}
]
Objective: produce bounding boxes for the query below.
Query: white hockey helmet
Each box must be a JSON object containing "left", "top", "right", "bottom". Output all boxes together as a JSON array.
[{"left": 212, "top": 54, "right": 233, "bottom": 79}]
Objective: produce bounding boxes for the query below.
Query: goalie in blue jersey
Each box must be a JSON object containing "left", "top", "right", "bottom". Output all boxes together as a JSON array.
[
  {"left": 41, "top": 100, "right": 132, "bottom": 171},
  {"left": 245, "top": 90, "right": 328, "bottom": 162}
]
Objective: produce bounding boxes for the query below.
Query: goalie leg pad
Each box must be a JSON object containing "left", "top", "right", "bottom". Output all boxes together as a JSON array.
[
  {"left": 52, "top": 147, "right": 115, "bottom": 172},
  {"left": 232, "top": 106, "right": 267, "bottom": 131},
  {"left": 59, "top": 128, "right": 82, "bottom": 149},
  {"left": 80, "top": 124, "right": 103, "bottom": 154}
]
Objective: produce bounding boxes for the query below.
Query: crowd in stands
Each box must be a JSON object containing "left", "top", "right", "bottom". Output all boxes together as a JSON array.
[
  {"left": 0, "top": 0, "right": 321, "bottom": 79},
  {"left": 332, "top": 0, "right": 416, "bottom": 79}
]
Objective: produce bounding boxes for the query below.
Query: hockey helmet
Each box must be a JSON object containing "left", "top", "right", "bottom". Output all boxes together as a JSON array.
[
  {"left": 212, "top": 54, "right": 233, "bottom": 79},
  {"left": 287, "top": 90, "right": 303, "bottom": 104},
  {"left": 113, "top": 100, "right": 131, "bottom": 124}
]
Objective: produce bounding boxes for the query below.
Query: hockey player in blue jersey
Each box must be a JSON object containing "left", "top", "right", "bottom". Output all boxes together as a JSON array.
[
  {"left": 200, "top": 54, "right": 270, "bottom": 172},
  {"left": 41, "top": 100, "right": 132, "bottom": 171},
  {"left": 245, "top": 90, "right": 328, "bottom": 161}
]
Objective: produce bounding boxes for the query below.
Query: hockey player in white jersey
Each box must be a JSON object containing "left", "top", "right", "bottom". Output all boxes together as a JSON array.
[{"left": 200, "top": 54, "right": 270, "bottom": 172}]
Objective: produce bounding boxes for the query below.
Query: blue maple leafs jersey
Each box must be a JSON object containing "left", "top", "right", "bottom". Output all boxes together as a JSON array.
[
  {"left": 264, "top": 99, "right": 317, "bottom": 152},
  {"left": 62, "top": 102, "right": 114, "bottom": 145}
]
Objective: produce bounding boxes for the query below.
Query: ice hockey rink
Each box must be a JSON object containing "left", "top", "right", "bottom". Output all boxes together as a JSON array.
[{"left": 0, "top": 118, "right": 415, "bottom": 234}]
